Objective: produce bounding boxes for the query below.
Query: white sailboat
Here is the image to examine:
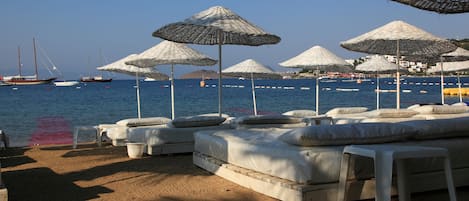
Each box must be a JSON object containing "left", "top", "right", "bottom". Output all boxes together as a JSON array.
[{"left": 54, "top": 80, "right": 79, "bottom": 87}]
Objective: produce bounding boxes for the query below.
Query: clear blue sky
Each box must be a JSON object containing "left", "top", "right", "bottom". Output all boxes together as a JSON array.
[{"left": 1, "top": 0, "right": 467, "bottom": 79}]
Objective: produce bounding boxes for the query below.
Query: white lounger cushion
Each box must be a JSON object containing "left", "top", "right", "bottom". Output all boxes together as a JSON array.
[
  {"left": 235, "top": 115, "right": 303, "bottom": 125},
  {"left": 282, "top": 110, "right": 316, "bottom": 118},
  {"left": 279, "top": 123, "right": 417, "bottom": 146},
  {"left": 169, "top": 116, "right": 226, "bottom": 128},
  {"left": 411, "top": 105, "right": 468, "bottom": 114},
  {"left": 116, "top": 117, "right": 171, "bottom": 127},
  {"left": 366, "top": 109, "right": 418, "bottom": 118},
  {"left": 399, "top": 117, "right": 469, "bottom": 139},
  {"left": 325, "top": 107, "right": 368, "bottom": 116},
  {"left": 234, "top": 115, "right": 307, "bottom": 129}
]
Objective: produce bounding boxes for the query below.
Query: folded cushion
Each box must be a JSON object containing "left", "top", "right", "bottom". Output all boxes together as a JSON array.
[
  {"left": 326, "top": 107, "right": 368, "bottom": 115},
  {"left": 116, "top": 117, "right": 171, "bottom": 127},
  {"left": 366, "top": 109, "right": 417, "bottom": 118},
  {"left": 170, "top": 116, "right": 226, "bottom": 128},
  {"left": 412, "top": 105, "right": 468, "bottom": 114},
  {"left": 235, "top": 115, "right": 303, "bottom": 125},
  {"left": 279, "top": 123, "right": 417, "bottom": 146},
  {"left": 451, "top": 102, "right": 467, "bottom": 106},
  {"left": 399, "top": 117, "right": 469, "bottom": 139},
  {"left": 282, "top": 110, "right": 316, "bottom": 118}
]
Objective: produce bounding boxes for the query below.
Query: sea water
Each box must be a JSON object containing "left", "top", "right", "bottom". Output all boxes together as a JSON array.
[{"left": 0, "top": 77, "right": 466, "bottom": 147}]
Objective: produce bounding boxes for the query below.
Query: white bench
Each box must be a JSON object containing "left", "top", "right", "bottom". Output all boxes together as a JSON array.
[{"left": 337, "top": 145, "right": 457, "bottom": 201}]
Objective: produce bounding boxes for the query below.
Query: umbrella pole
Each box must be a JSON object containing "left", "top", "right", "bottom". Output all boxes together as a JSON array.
[
  {"left": 376, "top": 70, "right": 380, "bottom": 110},
  {"left": 316, "top": 66, "right": 319, "bottom": 116},
  {"left": 396, "top": 40, "right": 401, "bottom": 109},
  {"left": 440, "top": 57, "right": 445, "bottom": 104},
  {"left": 457, "top": 72, "right": 463, "bottom": 103},
  {"left": 251, "top": 72, "right": 257, "bottom": 116},
  {"left": 218, "top": 31, "right": 223, "bottom": 117},
  {"left": 136, "top": 71, "right": 141, "bottom": 119},
  {"left": 171, "top": 64, "right": 175, "bottom": 120}
]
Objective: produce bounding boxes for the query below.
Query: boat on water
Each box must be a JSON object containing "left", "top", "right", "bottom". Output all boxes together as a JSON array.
[
  {"left": 54, "top": 80, "right": 80, "bottom": 87},
  {"left": 143, "top": 77, "right": 157, "bottom": 82},
  {"left": 2, "top": 38, "right": 57, "bottom": 85},
  {"left": 80, "top": 76, "right": 112, "bottom": 82}
]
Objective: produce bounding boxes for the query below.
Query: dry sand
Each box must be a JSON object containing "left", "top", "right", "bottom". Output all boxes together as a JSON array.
[
  {"left": 1, "top": 142, "right": 468, "bottom": 201},
  {"left": 0, "top": 143, "right": 277, "bottom": 201}
]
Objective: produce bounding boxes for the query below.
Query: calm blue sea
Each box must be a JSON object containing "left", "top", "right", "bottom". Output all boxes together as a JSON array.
[{"left": 1, "top": 77, "right": 467, "bottom": 147}]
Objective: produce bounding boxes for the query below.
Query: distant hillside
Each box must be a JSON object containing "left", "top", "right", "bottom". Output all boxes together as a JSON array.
[
  {"left": 450, "top": 38, "right": 469, "bottom": 50},
  {"left": 180, "top": 69, "right": 282, "bottom": 79}
]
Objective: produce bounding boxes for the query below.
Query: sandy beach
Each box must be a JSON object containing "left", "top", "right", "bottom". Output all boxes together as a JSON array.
[
  {"left": 1, "top": 142, "right": 469, "bottom": 201},
  {"left": 0, "top": 142, "right": 276, "bottom": 201}
]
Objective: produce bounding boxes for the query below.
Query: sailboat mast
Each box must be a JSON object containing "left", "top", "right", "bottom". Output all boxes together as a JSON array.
[
  {"left": 33, "top": 37, "right": 38, "bottom": 80},
  {"left": 17, "top": 46, "right": 22, "bottom": 77}
]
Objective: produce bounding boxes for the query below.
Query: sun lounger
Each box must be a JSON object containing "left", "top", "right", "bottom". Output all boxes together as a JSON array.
[
  {"left": 193, "top": 117, "right": 469, "bottom": 201},
  {"left": 99, "top": 117, "right": 171, "bottom": 146},
  {"left": 127, "top": 115, "right": 232, "bottom": 155},
  {"left": 329, "top": 108, "right": 426, "bottom": 124},
  {"left": 232, "top": 114, "right": 309, "bottom": 129},
  {"left": 410, "top": 104, "right": 469, "bottom": 120}
]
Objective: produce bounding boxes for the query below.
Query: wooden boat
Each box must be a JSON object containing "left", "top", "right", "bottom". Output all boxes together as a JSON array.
[{"left": 3, "top": 38, "right": 56, "bottom": 85}]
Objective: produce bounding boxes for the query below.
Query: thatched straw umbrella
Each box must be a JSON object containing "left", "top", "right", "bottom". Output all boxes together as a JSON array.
[
  {"left": 341, "top": 20, "right": 457, "bottom": 109},
  {"left": 391, "top": 0, "right": 469, "bottom": 14},
  {"left": 279, "top": 45, "right": 352, "bottom": 115},
  {"left": 126, "top": 40, "right": 217, "bottom": 119},
  {"left": 222, "top": 59, "right": 275, "bottom": 116},
  {"left": 152, "top": 6, "right": 281, "bottom": 117},
  {"left": 355, "top": 55, "right": 404, "bottom": 109},
  {"left": 97, "top": 54, "right": 169, "bottom": 119}
]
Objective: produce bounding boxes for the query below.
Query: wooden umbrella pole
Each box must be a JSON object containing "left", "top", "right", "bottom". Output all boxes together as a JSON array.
[
  {"left": 171, "top": 64, "right": 175, "bottom": 120},
  {"left": 396, "top": 40, "right": 401, "bottom": 109},
  {"left": 316, "top": 66, "right": 320, "bottom": 116},
  {"left": 218, "top": 30, "right": 223, "bottom": 117},
  {"left": 457, "top": 72, "right": 463, "bottom": 103},
  {"left": 376, "top": 70, "right": 380, "bottom": 110},
  {"left": 136, "top": 70, "right": 141, "bottom": 119},
  {"left": 440, "top": 57, "right": 445, "bottom": 104},
  {"left": 251, "top": 72, "right": 257, "bottom": 116}
]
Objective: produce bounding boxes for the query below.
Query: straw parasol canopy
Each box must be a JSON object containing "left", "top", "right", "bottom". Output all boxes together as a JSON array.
[
  {"left": 442, "top": 47, "right": 469, "bottom": 59},
  {"left": 125, "top": 40, "right": 217, "bottom": 67},
  {"left": 222, "top": 59, "right": 276, "bottom": 116},
  {"left": 340, "top": 20, "right": 457, "bottom": 57},
  {"left": 355, "top": 55, "right": 401, "bottom": 109},
  {"left": 391, "top": 0, "right": 469, "bottom": 14},
  {"left": 152, "top": 5, "right": 281, "bottom": 117},
  {"left": 98, "top": 54, "right": 168, "bottom": 80},
  {"left": 97, "top": 54, "right": 169, "bottom": 119},
  {"left": 279, "top": 45, "right": 352, "bottom": 115},
  {"left": 126, "top": 40, "right": 217, "bottom": 119},
  {"left": 341, "top": 20, "right": 457, "bottom": 109},
  {"left": 355, "top": 55, "right": 400, "bottom": 72},
  {"left": 152, "top": 6, "right": 281, "bottom": 46}
]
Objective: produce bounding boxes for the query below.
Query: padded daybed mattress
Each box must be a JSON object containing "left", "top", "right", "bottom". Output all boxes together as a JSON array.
[
  {"left": 194, "top": 129, "right": 469, "bottom": 185},
  {"left": 129, "top": 123, "right": 232, "bottom": 144}
]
